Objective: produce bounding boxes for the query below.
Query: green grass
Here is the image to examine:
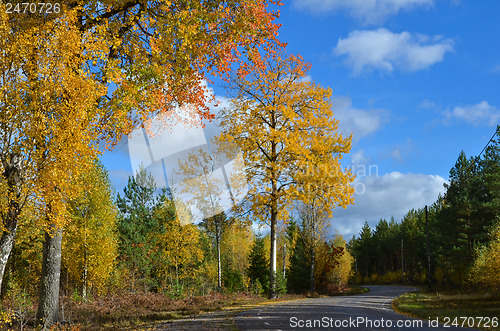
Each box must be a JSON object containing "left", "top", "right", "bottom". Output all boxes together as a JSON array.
[{"left": 393, "top": 289, "right": 500, "bottom": 330}]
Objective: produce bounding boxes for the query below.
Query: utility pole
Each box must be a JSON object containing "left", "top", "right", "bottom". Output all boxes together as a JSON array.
[
  {"left": 401, "top": 239, "right": 404, "bottom": 284},
  {"left": 354, "top": 256, "right": 358, "bottom": 286},
  {"left": 425, "top": 205, "right": 432, "bottom": 290}
]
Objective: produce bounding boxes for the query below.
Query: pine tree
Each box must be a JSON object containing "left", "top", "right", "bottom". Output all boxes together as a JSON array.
[
  {"left": 116, "top": 166, "right": 160, "bottom": 291},
  {"left": 286, "top": 233, "right": 309, "bottom": 293},
  {"left": 247, "top": 236, "right": 269, "bottom": 294}
]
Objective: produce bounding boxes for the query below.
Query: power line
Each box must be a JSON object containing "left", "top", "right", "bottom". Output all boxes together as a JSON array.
[
  {"left": 455, "top": 125, "right": 500, "bottom": 180},
  {"left": 468, "top": 125, "right": 500, "bottom": 173},
  {"left": 476, "top": 125, "right": 500, "bottom": 160}
]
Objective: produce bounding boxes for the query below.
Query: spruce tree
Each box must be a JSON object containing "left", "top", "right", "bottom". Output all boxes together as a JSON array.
[{"left": 247, "top": 236, "right": 269, "bottom": 293}]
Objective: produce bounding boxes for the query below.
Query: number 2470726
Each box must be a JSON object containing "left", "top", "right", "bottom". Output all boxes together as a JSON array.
[{"left": 5, "top": 2, "right": 61, "bottom": 14}]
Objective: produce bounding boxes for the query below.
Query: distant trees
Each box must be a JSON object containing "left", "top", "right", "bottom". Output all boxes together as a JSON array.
[
  {"left": 470, "top": 223, "right": 500, "bottom": 290},
  {"left": 297, "top": 200, "right": 331, "bottom": 293},
  {"left": 116, "top": 166, "right": 208, "bottom": 294},
  {"left": 350, "top": 127, "right": 500, "bottom": 289},
  {"left": 330, "top": 235, "right": 354, "bottom": 287},
  {"left": 220, "top": 219, "right": 253, "bottom": 292},
  {"left": 287, "top": 219, "right": 345, "bottom": 294}
]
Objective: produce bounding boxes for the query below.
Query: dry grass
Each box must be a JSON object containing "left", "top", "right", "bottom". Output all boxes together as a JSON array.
[
  {"left": 61, "top": 292, "right": 269, "bottom": 330},
  {"left": 2, "top": 286, "right": 366, "bottom": 330}
]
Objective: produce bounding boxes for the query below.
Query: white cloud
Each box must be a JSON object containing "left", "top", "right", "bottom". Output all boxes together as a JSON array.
[
  {"left": 351, "top": 149, "right": 370, "bottom": 165},
  {"left": 419, "top": 99, "right": 438, "bottom": 109},
  {"left": 386, "top": 139, "right": 415, "bottom": 163},
  {"left": 444, "top": 101, "right": 500, "bottom": 126},
  {"left": 333, "top": 96, "right": 387, "bottom": 141},
  {"left": 331, "top": 172, "right": 447, "bottom": 238},
  {"left": 391, "top": 148, "right": 403, "bottom": 162},
  {"left": 334, "top": 28, "right": 453, "bottom": 74},
  {"left": 292, "top": 0, "right": 433, "bottom": 25}
]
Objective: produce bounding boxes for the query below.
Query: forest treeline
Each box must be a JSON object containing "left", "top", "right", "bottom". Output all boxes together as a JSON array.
[
  {"left": 349, "top": 127, "right": 500, "bottom": 290},
  {"left": 4, "top": 163, "right": 353, "bottom": 308}
]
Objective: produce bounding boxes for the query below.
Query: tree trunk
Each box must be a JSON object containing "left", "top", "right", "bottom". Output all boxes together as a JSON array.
[
  {"left": 82, "top": 250, "right": 88, "bottom": 300},
  {"left": 37, "top": 225, "right": 63, "bottom": 329},
  {"left": 269, "top": 207, "right": 277, "bottom": 299},
  {"left": 310, "top": 219, "right": 316, "bottom": 293},
  {"left": 282, "top": 243, "right": 286, "bottom": 279},
  {"left": 0, "top": 154, "right": 23, "bottom": 292},
  {"left": 216, "top": 220, "right": 222, "bottom": 290},
  {"left": 82, "top": 216, "right": 88, "bottom": 300},
  {"left": 0, "top": 225, "right": 17, "bottom": 293},
  {"left": 310, "top": 247, "right": 315, "bottom": 293}
]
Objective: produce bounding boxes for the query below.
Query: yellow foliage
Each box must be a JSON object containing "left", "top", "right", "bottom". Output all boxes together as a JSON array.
[
  {"left": 0, "top": 309, "right": 14, "bottom": 329},
  {"left": 0, "top": 0, "right": 283, "bottom": 288},
  {"left": 220, "top": 220, "right": 254, "bottom": 284},
  {"left": 155, "top": 198, "right": 204, "bottom": 286},
  {"left": 0, "top": 7, "right": 107, "bottom": 231},
  {"left": 219, "top": 53, "right": 354, "bottom": 226},
  {"left": 470, "top": 223, "right": 500, "bottom": 290},
  {"left": 218, "top": 53, "right": 354, "bottom": 295},
  {"left": 63, "top": 160, "right": 118, "bottom": 296},
  {"left": 330, "top": 235, "right": 353, "bottom": 286}
]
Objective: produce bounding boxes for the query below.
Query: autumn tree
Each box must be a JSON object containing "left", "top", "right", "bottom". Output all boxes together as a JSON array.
[
  {"left": 330, "top": 235, "right": 353, "bottom": 286},
  {"left": 153, "top": 193, "right": 204, "bottom": 295},
  {"left": 63, "top": 159, "right": 118, "bottom": 299},
  {"left": 0, "top": 9, "right": 115, "bottom": 326},
  {"left": 218, "top": 53, "right": 354, "bottom": 298},
  {"left": 470, "top": 222, "right": 500, "bottom": 290},
  {"left": 297, "top": 198, "right": 332, "bottom": 293},
  {"left": 220, "top": 219, "right": 253, "bottom": 291},
  {"left": 175, "top": 145, "right": 233, "bottom": 290},
  {"left": 2, "top": 0, "right": 283, "bottom": 326},
  {"left": 287, "top": 222, "right": 344, "bottom": 294},
  {"left": 0, "top": 6, "right": 105, "bottom": 299},
  {"left": 314, "top": 241, "right": 344, "bottom": 293}
]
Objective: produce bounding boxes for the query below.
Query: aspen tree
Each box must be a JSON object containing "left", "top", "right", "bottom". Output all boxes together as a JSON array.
[{"left": 219, "top": 53, "right": 354, "bottom": 298}]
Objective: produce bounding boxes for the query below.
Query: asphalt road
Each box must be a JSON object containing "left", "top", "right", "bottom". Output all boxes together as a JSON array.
[{"left": 234, "top": 285, "right": 478, "bottom": 331}]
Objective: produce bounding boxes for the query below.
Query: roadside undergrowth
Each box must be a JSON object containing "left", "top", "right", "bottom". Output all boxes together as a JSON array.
[{"left": 393, "top": 289, "right": 500, "bottom": 330}]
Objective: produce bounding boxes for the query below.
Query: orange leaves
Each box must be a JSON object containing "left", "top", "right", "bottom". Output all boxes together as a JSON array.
[{"left": 1, "top": 0, "right": 285, "bottom": 230}]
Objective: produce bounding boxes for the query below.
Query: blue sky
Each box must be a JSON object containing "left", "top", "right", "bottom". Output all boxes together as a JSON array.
[{"left": 101, "top": 0, "right": 500, "bottom": 239}]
